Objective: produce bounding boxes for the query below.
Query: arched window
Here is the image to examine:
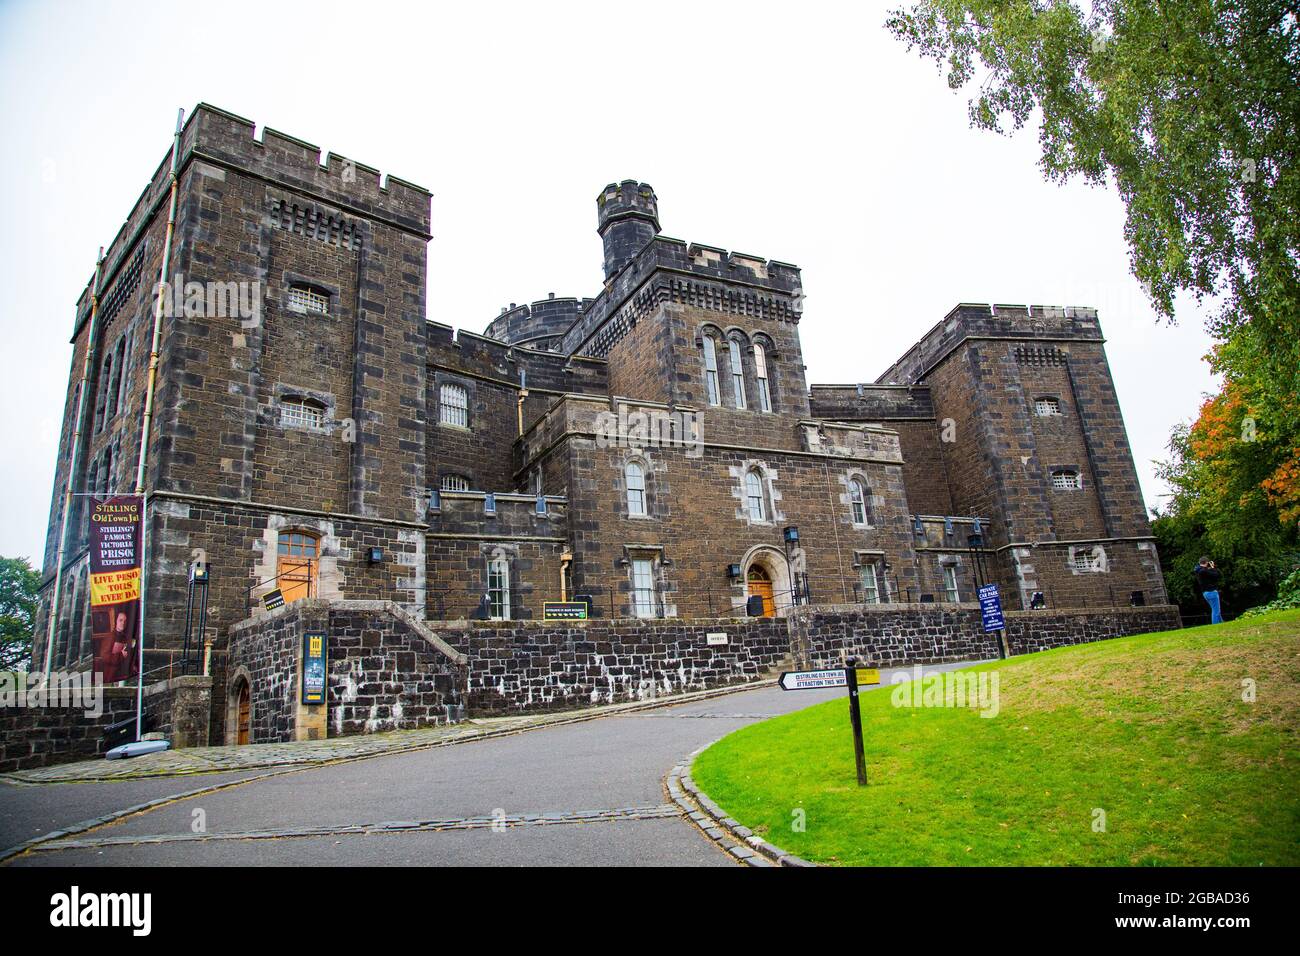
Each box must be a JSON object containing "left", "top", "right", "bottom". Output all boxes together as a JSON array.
[
  {"left": 276, "top": 531, "right": 319, "bottom": 603},
  {"left": 754, "top": 343, "right": 772, "bottom": 413},
  {"left": 701, "top": 336, "right": 721, "bottom": 406},
  {"left": 728, "top": 338, "right": 747, "bottom": 409},
  {"left": 487, "top": 556, "right": 510, "bottom": 620},
  {"left": 440, "top": 474, "right": 471, "bottom": 492},
  {"left": 439, "top": 383, "right": 469, "bottom": 427},
  {"left": 626, "top": 461, "right": 646, "bottom": 516},
  {"left": 280, "top": 397, "right": 324, "bottom": 430},
  {"left": 849, "top": 477, "right": 871, "bottom": 525},
  {"left": 745, "top": 469, "right": 766, "bottom": 522}
]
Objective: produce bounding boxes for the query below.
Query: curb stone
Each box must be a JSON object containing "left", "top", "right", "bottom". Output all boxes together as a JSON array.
[{"left": 664, "top": 741, "right": 815, "bottom": 868}]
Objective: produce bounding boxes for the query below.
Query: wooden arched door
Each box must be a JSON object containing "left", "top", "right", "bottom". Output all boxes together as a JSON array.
[
  {"left": 236, "top": 682, "right": 251, "bottom": 745},
  {"left": 747, "top": 565, "right": 776, "bottom": 617}
]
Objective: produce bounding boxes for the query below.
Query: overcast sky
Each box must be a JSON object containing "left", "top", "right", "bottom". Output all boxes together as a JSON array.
[{"left": 0, "top": 0, "right": 1219, "bottom": 566}]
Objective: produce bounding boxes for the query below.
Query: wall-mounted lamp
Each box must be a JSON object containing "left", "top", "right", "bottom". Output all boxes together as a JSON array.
[
  {"left": 484, "top": 493, "right": 497, "bottom": 515},
  {"left": 943, "top": 517, "right": 954, "bottom": 537},
  {"left": 912, "top": 516, "right": 925, "bottom": 535},
  {"left": 535, "top": 495, "right": 547, "bottom": 516},
  {"left": 367, "top": 546, "right": 384, "bottom": 565},
  {"left": 782, "top": 526, "right": 800, "bottom": 544},
  {"left": 726, "top": 563, "right": 743, "bottom": 581},
  {"left": 427, "top": 490, "right": 441, "bottom": 514}
]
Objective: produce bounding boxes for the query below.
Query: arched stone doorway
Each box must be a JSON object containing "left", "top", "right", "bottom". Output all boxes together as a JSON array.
[
  {"left": 225, "top": 667, "right": 253, "bottom": 746},
  {"left": 740, "top": 546, "right": 793, "bottom": 617}
]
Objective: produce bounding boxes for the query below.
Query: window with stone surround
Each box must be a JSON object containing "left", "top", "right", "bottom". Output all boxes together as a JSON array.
[
  {"left": 728, "top": 337, "right": 747, "bottom": 409},
  {"left": 487, "top": 556, "right": 510, "bottom": 620},
  {"left": 287, "top": 285, "right": 329, "bottom": 315},
  {"left": 1034, "top": 396, "right": 1062, "bottom": 416},
  {"left": 860, "top": 560, "right": 887, "bottom": 603},
  {"left": 702, "top": 335, "right": 721, "bottom": 406},
  {"left": 626, "top": 461, "right": 646, "bottom": 516},
  {"left": 439, "top": 383, "right": 469, "bottom": 428},
  {"left": 280, "top": 397, "right": 325, "bottom": 430},
  {"left": 942, "top": 564, "right": 961, "bottom": 602},
  {"left": 1051, "top": 469, "right": 1082, "bottom": 490},
  {"left": 754, "top": 342, "right": 772, "bottom": 413},
  {"left": 631, "top": 557, "right": 658, "bottom": 618},
  {"left": 849, "top": 477, "right": 872, "bottom": 526},
  {"left": 1072, "top": 547, "right": 1106, "bottom": 573},
  {"left": 745, "top": 468, "right": 767, "bottom": 522}
]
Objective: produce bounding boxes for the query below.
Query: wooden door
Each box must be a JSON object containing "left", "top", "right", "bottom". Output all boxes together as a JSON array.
[
  {"left": 236, "top": 683, "right": 250, "bottom": 746},
  {"left": 276, "top": 531, "right": 319, "bottom": 603},
  {"left": 747, "top": 566, "right": 776, "bottom": 617}
]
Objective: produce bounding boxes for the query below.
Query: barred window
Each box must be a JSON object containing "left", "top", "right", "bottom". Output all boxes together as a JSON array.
[
  {"left": 280, "top": 397, "right": 324, "bottom": 429},
  {"left": 849, "top": 477, "right": 871, "bottom": 525},
  {"left": 745, "top": 469, "right": 766, "bottom": 522},
  {"left": 702, "top": 336, "right": 721, "bottom": 406},
  {"left": 287, "top": 285, "right": 329, "bottom": 315},
  {"left": 754, "top": 343, "right": 772, "bottom": 413},
  {"left": 631, "top": 558, "right": 658, "bottom": 619},
  {"left": 626, "top": 462, "right": 646, "bottom": 516},
  {"left": 487, "top": 557, "right": 510, "bottom": 620},
  {"left": 1073, "top": 549, "right": 1103, "bottom": 572},
  {"left": 440, "top": 474, "right": 470, "bottom": 492},
  {"left": 439, "top": 383, "right": 469, "bottom": 427},
  {"left": 1035, "top": 397, "right": 1062, "bottom": 416},
  {"left": 1051, "top": 469, "right": 1081, "bottom": 490},
  {"left": 728, "top": 338, "right": 747, "bottom": 409}
]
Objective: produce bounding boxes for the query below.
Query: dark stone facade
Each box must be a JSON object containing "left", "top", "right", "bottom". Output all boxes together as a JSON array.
[{"left": 29, "top": 104, "right": 1176, "bottom": 750}]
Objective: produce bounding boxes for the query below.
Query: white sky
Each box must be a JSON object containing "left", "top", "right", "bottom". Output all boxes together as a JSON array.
[{"left": 0, "top": 0, "right": 1219, "bottom": 566}]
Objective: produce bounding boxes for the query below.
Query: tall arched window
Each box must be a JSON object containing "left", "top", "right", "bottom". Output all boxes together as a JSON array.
[
  {"left": 439, "top": 383, "right": 469, "bottom": 427},
  {"left": 745, "top": 469, "right": 766, "bottom": 521},
  {"left": 626, "top": 461, "right": 646, "bottom": 516},
  {"left": 728, "top": 338, "right": 746, "bottom": 409},
  {"left": 702, "top": 336, "right": 721, "bottom": 406},
  {"left": 849, "top": 477, "right": 871, "bottom": 525},
  {"left": 754, "top": 343, "right": 772, "bottom": 412},
  {"left": 487, "top": 556, "right": 510, "bottom": 620}
]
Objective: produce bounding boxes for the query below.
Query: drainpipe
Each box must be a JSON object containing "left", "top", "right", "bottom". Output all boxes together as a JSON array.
[
  {"left": 516, "top": 368, "right": 529, "bottom": 436},
  {"left": 560, "top": 550, "right": 572, "bottom": 602},
  {"left": 42, "top": 247, "right": 105, "bottom": 676},
  {"left": 132, "top": 107, "right": 184, "bottom": 741}
]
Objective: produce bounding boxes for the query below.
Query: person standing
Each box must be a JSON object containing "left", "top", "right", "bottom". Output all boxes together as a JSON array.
[{"left": 1194, "top": 557, "right": 1224, "bottom": 624}]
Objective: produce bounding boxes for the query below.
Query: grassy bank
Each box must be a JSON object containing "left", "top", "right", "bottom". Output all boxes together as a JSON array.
[{"left": 691, "top": 610, "right": 1300, "bottom": 865}]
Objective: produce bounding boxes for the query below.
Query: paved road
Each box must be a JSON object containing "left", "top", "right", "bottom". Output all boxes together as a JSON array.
[{"left": 3, "top": 664, "right": 974, "bottom": 866}]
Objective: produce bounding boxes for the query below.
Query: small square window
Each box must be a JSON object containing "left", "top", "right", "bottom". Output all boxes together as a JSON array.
[
  {"left": 280, "top": 398, "right": 324, "bottom": 429},
  {"left": 1051, "top": 469, "right": 1081, "bottom": 490},
  {"left": 1035, "top": 397, "right": 1062, "bottom": 416},
  {"left": 288, "top": 286, "right": 329, "bottom": 315}
]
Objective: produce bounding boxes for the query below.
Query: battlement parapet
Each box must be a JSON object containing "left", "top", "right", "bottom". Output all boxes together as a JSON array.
[
  {"left": 482, "top": 294, "right": 596, "bottom": 350},
  {"left": 809, "top": 384, "right": 936, "bottom": 422},
  {"left": 876, "top": 302, "right": 1105, "bottom": 385},
  {"left": 560, "top": 235, "right": 804, "bottom": 357}
]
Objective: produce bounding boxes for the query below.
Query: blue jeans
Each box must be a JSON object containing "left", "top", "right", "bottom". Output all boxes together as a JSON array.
[{"left": 1203, "top": 589, "right": 1223, "bottom": 624}]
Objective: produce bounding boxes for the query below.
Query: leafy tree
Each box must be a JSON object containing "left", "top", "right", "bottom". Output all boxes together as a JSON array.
[
  {"left": 886, "top": 0, "right": 1299, "bottom": 400},
  {"left": 0, "top": 556, "right": 41, "bottom": 671}
]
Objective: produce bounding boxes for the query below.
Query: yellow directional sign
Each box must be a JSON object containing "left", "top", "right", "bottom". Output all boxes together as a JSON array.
[{"left": 856, "top": 667, "right": 880, "bottom": 686}]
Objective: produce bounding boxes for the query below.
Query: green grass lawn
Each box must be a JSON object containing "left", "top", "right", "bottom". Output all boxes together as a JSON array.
[{"left": 692, "top": 610, "right": 1300, "bottom": 865}]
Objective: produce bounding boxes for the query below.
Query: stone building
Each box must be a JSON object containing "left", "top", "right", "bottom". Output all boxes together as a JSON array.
[{"left": 30, "top": 104, "right": 1168, "bottom": 744}]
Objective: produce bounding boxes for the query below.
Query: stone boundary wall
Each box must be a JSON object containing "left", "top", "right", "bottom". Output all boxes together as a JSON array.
[
  {"left": 789, "top": 603, "right": 1182, "bottom": 668},
  {"left": 438, "top": 616, "right": 791, "bottom": 716},
  {"left": 0, "top": 675, "right": 211, "bottom": 773},
  {"left": 227, "top": 600, "right": 467, "bottom": 744}
]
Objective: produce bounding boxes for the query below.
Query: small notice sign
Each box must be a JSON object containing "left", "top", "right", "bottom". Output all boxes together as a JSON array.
[
  {"left": 855, "top": 667, "right": 880, "bottom": 686},
  {"left": 263, "top": 588, "right": 285, "bottom": 611},
  {"left": 302, "top": 631, "right": 327, "bottom": 705},
  {"left": 543, "top": 601, "right": 588, "bottom": 621},
  {"left": 706, "top": 632, "right": 728, "bottom": 646}
]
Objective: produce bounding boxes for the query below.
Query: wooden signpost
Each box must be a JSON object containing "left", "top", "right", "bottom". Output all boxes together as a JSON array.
[{"left": 778, "top": 657, "right": 880, "bottom": 786}]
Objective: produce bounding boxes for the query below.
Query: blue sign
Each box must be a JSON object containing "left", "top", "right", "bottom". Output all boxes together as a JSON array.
[{"left": 978, "top": 583, "right": 1005, "bottom": 633}]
